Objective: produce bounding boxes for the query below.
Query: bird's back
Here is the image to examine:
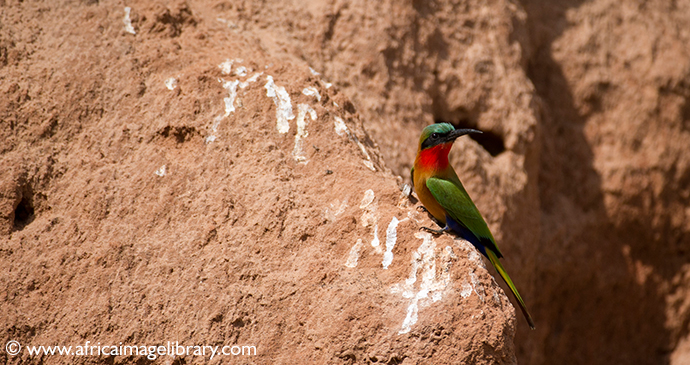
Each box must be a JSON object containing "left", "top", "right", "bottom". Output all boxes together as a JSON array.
[{"left": 424, "top": 168, "right": 503, "bottom": 258}]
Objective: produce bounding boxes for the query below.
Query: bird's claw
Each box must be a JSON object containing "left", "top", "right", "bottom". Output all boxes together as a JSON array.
[
  {"left": 416, "top": 205, "right": 429, "bottom": 213},
  {"left": 420, "top": 226, "right": 448, "bottom": 235}
]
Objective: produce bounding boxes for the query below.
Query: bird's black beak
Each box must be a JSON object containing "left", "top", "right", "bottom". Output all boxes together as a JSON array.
[{"left": 446, "top": 128, "right": 482, "bottom": 143}]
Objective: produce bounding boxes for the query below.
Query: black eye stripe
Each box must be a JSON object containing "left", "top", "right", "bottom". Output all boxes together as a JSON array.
[{"left": 422, "top": 132, "right": 446, "bottom": 149}]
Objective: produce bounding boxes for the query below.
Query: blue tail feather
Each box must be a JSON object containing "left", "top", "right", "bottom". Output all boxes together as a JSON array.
[{"left": 446, "top": 215, "right": 502, "bottom": 258}]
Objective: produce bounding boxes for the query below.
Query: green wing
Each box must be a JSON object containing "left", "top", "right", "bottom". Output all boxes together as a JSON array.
[
  {"left": 427, "top": 176, "right": 535, "bottom": 329},
  {"left": 426, "top": 176, "right": 502, "bottom": 257}
]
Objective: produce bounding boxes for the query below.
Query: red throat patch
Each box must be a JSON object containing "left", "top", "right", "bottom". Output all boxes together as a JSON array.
[{"left": 417, "top": 143, "right": 452, "bottom": 171}]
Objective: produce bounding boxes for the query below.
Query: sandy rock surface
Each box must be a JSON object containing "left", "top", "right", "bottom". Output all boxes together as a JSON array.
[{"left": 2, "top": 0, "right": 690, "bottom": 365}]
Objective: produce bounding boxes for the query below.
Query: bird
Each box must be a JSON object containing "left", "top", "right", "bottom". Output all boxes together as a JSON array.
[{"left": 411, "top": 122, "right": 535, "bottom": 330}]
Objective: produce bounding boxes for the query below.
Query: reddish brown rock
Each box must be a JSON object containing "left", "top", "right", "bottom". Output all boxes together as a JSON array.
[
  {"left": 0, "top": 1, "right": 518, "bottom": 364},
  {"left": 3, "top": 0, "right": 690, "bottom": 365}
]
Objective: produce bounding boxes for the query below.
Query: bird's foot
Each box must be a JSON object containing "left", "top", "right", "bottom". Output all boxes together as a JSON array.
[
  {"left": 420, "top": 226, "right": 448, "bottom": 235},
  {"left": 417, "top": 206, "right": 446, "bottom": 230}
]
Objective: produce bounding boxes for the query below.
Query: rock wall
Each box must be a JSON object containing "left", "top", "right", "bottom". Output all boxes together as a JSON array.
[
  {"left": 522, "top": 1, "right": 690, "bottom": 364},
  {"left": 1, "top": 1, "right": 517, "bottom": 364},
  {"left": 2, "top": 0, "right": 690, "bottom": 364}
]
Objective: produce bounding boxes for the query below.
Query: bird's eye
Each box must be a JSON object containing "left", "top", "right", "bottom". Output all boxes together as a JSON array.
[{"left": 431, "top": 133, "right": 439, "bottom": 139}]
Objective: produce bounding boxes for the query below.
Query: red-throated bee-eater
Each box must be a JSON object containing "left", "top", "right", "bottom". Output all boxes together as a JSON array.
[{"left": 411, "top": 122, "right": 535, "bottom": 329}]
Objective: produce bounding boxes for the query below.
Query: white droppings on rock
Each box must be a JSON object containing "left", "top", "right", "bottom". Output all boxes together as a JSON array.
[
  {"left": 216, "top": 18, "right": 238, "bottom": 29},
  {"left": 357, "top": 189, "right": 380, "bottom": 255},
  {"left": 398, "top": 184, "right": 413, "bottom": 208},
  {"left": 123, "top": 7, "right": 136, "bottom": 34},
  {"left": 302, "top": 86, "right": 321, "bottom": 102},
  {"left": 221, "top": 79, "right": 240, "bottom": 116},
  {"left": 164, "top": 77, "right": 177, "bottom": 90},
  {"left": 240, "top": 72, "right": 263, "bottom": 88},
  {"left": 392, "top": 232, "right": 455, "bottom": 334},
  {"left": 205, "top": 115, "right": 222, "bottom": 144},
  {"left": 247, "top": 72, "right": 262, "bottom": 83},
  {"left": 370, "top": 224, "right": 382, "bottom": 254},
  {"left": 234, "top": 66, "right": 247, "bottom": 77},
  {"left": 219, "top": 59, "right": 233, "bottom": 75},
  {"left": 382, "top": 217, "right": 401, "bottom": 269},
  {"left": 362, "top": 159, "right": 375, "bottom": 171},
  {"left": 206, "top": 78, "right": 239, "bottom": 144},
  {"left": 154, "top": 165, "right": 166, "bottom": 177},
  {"left": 402, "top": 184, "right": 411, "bottom": 197},
  {"left": 334, "top": 116, "right": 348, "bottom": 136},
  {"left": 345, "top": 239, "right": 364, "bottom": 268},
  {"left": 356, "top": 140, "right": 376, "bottom": 171},
  {"left": 360, "top": 189, "right": 375, "bottom": 209},
  {"left": 359, "top": 189, "right": 377, "bottom": 228},
  {"left": 265, "top": 75, "right": 294, "bottom": 134},
  {"left": 293, "top": 104, "right": 316, "bottom": 163}
]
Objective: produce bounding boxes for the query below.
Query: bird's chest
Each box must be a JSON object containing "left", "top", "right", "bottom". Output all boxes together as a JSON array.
[{"left": 414, "top": 176, "right": 447, "bottom": 225}]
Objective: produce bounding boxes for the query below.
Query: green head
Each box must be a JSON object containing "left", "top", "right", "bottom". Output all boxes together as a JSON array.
[{"left": 419, "top": 123, "right": 482, "bottom": 150}]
